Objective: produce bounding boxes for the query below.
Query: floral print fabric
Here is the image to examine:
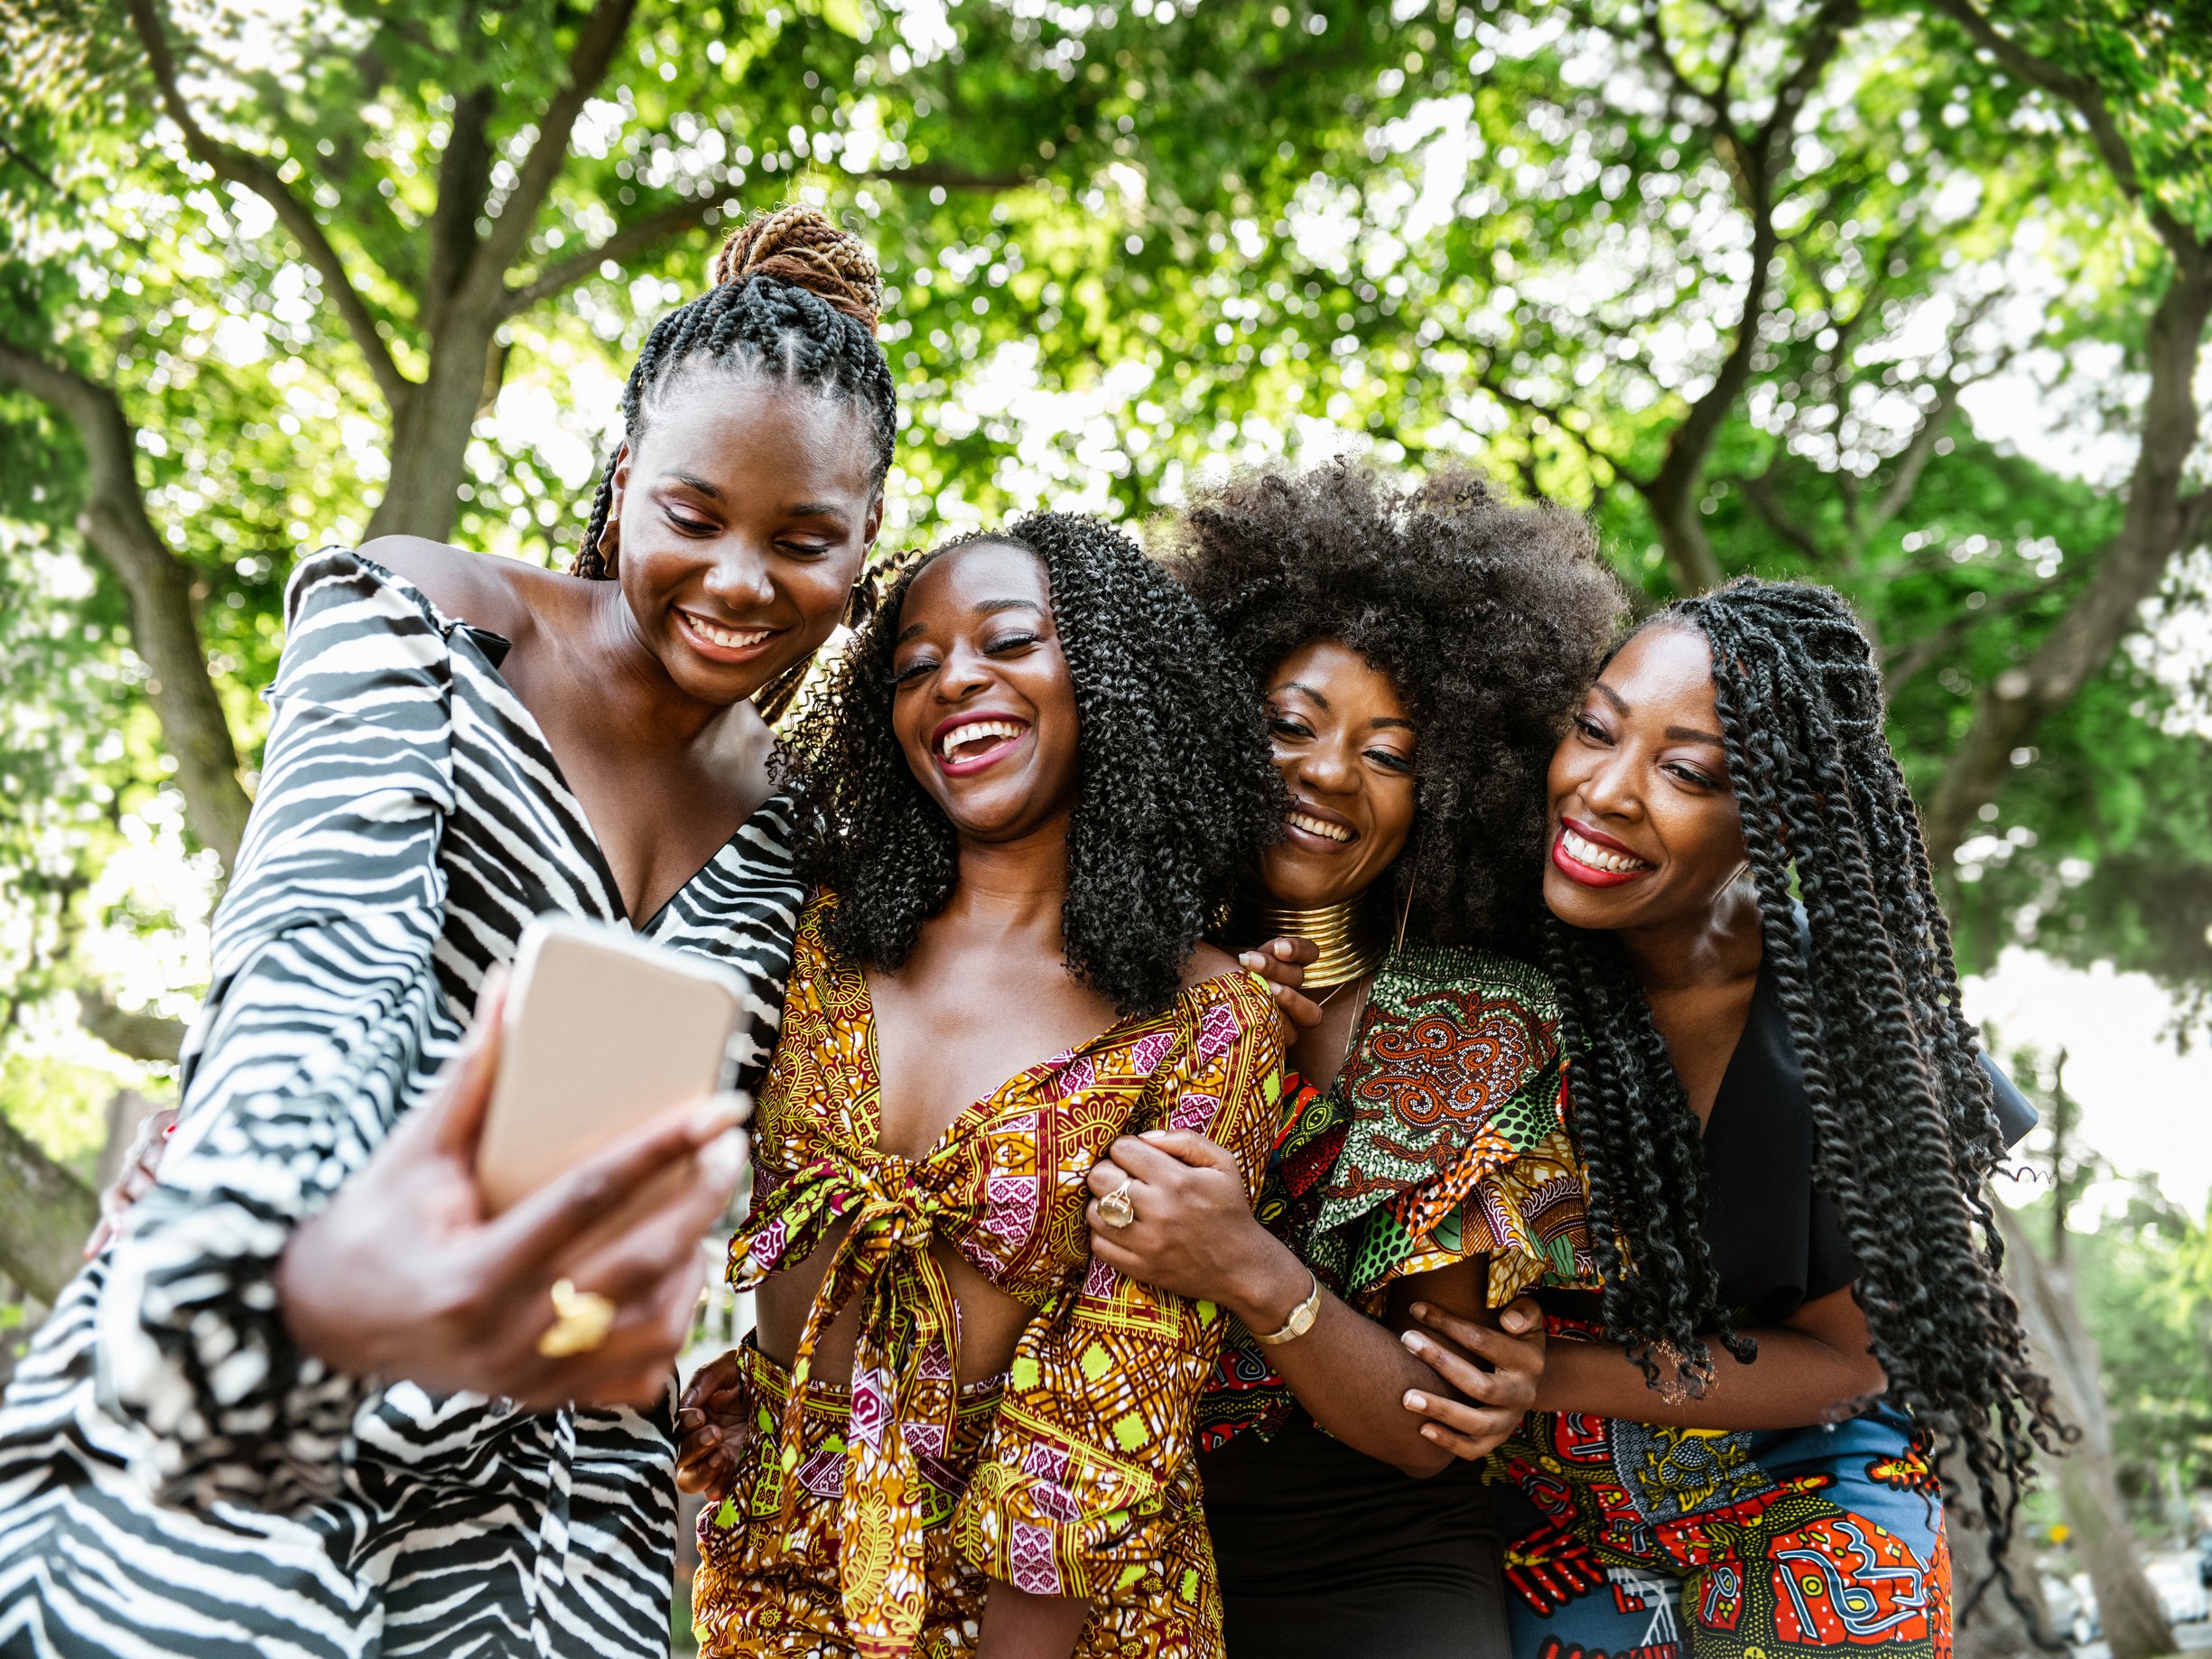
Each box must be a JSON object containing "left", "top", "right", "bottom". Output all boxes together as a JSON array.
[
  {"left": 1196, "top": 942, "right": 1591, "bottom": 1449},
  {"left": 696, "top": 895, "right": 1284, "bottom": 1658}
]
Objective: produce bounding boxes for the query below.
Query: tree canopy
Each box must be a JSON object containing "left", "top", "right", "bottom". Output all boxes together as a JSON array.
[{"left": 0, "top": 0, "right": 2207, "bottom": 1138}]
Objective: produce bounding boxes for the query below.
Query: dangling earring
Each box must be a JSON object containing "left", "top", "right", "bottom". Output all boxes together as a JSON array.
[
  {"left": 841, "top": 565, "right": 880, "bottom": 631},
  {"left": 1392, "top": 827, "right": 1422, "bottom": 957}
]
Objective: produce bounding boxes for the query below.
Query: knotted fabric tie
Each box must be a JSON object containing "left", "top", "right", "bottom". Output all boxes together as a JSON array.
[{"left": 732, "top": 1153, "right": 963, "bottom": 1659}]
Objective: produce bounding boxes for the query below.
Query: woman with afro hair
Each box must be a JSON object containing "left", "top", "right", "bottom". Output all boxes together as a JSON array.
[
  {"left": 1402, "top": 582, "right": 2060, "bottom": 1659},
  {"left": 1075, "top": 461, "right": 1625, "bottom": 1658},
  {"left": 680, "top": 514, "right": 1289, "bottom": 1659}
]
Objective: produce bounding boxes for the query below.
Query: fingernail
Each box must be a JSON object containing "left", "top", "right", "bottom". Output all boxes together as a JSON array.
[
  {"left": 1410, "top": 1301, "right": 1432, "bottom": 1320},
  {"left": 1422, "top": 1425, "right": 1441, "bottom": 1441},
  {"left": 1141, "top": 1129, "right": 1170, "bottom": 1143},
  {"left": 1400, "top": 1329, "right": 1425, "bottom": 1353},
  {"left": 1405, "top": 1391, "right": 1427, "bottom": 1410},
  {"left": 698, "top": 1127, "right": 747, "bottom": 1188},
  {"left": 690, "top": 1093, "right": 749, "bottom": 1140},
  {"left": 1240, "top": 952, "right": 1265, "bottom": 971}
]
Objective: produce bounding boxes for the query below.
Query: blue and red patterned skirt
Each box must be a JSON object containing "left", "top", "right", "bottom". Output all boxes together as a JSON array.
[{"left": 1492, "top": 1404, "right": 1950, "bottom": 1659}]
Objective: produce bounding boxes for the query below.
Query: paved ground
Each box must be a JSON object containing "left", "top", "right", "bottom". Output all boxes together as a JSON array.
[{"left": 2071, "top": 1621, "right": 2212, "bottom": 1659}]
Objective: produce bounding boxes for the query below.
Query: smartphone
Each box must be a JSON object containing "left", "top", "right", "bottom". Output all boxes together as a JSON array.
[{"left": 475, "top": 915, "right": 747, "bottom": 1216}]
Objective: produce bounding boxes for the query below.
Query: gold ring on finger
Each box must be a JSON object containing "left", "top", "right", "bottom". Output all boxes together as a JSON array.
[
  {"left": 536, "top": 1277, "right": 618, "bottom": 1358},
  {"left": 1097, "top": 1179, "right": 1138, "bottom": 1229}
]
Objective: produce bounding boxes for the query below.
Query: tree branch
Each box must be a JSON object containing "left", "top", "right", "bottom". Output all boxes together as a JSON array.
[
  {"left": 462, "top": 0, "right": 639, "bottom": 309},
  {"left": 1636, "top": 0, "right": 1862, "bottom": 593},
  {"left": 1925, "top": 0, "right": 2192, "bottom": 257},
  {"left": 1737, "top": 461, "right": 1827, "bottom": 564},
  {"left": 1473, "top": 359, "right": 1644, "bottom": 489},
  {"left": 75, "top": 991, "right": 186, "bottom": 1065},
  {"left": 1881, "top": 579, "right": 2053, "bottom": 695},
  {"left": 1923, "top": 247, "right": 2212, "bottom": 861},
  {"left": 422, "top": 87, "right": 496, "bottom": 344},
  {"left": 499, "top": 191, "right": 713, "bottom": 317},
  {"left": 0, "top": 133, "right": 68, "bottom": 199},
  {"left": 0, "top": 339, "right": 250, "bottom": 869},
  {"left": 125, "top": 0, "right": 410, "bottom": 413},
  {"left": 861, "top": 162, "right": 1033, "bottom": 192}
]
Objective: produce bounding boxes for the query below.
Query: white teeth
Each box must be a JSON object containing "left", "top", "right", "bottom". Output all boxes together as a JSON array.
[
  {"left": 940, "top": 719, "right": 1026, "bottom": 760},
  {"left": 686, "top": 612, "right": 771, "bottom": 650},
  {"left": 1562, "top": 827, "right": 1652, "bottom": 873},
  {"left": 1287, "top": 809, "right": 1352, "bottom": 843}
]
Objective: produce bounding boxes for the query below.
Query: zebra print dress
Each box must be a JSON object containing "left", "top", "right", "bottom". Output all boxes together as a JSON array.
[{"left": 0, "top": 550, "right": 806, "bottom": 1658}]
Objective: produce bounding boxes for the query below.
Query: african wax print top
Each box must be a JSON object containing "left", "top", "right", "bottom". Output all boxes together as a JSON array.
[
  {"left": 726, "top": 894, "right": 1285, "bottom": 1658},
  {"left": 1195, "top": 941, "right": 1590, "bottom": 1449}
]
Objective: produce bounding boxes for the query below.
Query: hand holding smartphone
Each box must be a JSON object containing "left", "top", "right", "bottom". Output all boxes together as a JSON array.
[
  {"left": 475, "top": 916, "right": 749, "bottom": 1216},
  {"left": 276, "top": 916, "right": 756, "bottom": 1410}
]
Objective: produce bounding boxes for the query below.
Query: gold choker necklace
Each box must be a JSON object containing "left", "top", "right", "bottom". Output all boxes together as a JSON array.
[{"left": 1236, "top": 897, "right": 1389, "bottom": 995}]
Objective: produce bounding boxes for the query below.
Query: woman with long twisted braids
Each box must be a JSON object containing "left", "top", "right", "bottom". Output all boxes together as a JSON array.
[
  {"left": 1401, "top": 580, "right": 2058, "bottom": 1659},
  {"left": 677, "top": 517, "right": 1287, "bottom": 1659},
  {"left": 0, "top": 207, "right": 901, "bottom": 1658},
  {"left": 1066, "top": 462, "right": 1623, "bottom": 1658}
]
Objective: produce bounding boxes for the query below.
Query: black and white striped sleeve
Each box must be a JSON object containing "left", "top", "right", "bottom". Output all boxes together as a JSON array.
[{"left": 96, "top": 549, "right": 460, "bottom": 1514}]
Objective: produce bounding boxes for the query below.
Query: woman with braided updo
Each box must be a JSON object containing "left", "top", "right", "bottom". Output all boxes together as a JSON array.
[
  {"left": 1401, "top": 580, "right": 2061, "bottom": 1659},
  {"left": 0, "top": 206, "right": 898, "bottom": 1658},
  {"left": 675, "top": 515, "right": 1287, "bottom": 1658},
  {"left": 1068, "top": 461, "right": 1623, "bottom": 1659}
]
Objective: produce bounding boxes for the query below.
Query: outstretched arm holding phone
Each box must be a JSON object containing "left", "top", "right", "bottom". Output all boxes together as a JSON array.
[{"left": 280, "top": 970, "right": 748, "bottom": 1414}]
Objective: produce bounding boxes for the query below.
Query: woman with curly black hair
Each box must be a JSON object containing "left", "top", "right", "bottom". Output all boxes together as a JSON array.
[
  {"left": 1075, "top": 461, "right": 1624, "bottom": 1659},
  {"left": 1402, "top": 581, "right": 2059, "bottom": 1659},
  {"left": 682, "top": 516, "right": 1287, "bottom": 1659}
]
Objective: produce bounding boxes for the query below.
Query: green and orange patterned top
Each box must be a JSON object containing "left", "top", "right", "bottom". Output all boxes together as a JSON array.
[
  {"left": 1195, "top": 940, "right": 1592, "bottom": 1449},
  {"left": 721, "top": 894, "right": 1284, "bottom": 1654}
]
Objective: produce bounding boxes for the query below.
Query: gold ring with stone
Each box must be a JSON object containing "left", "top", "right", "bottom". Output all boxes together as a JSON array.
[
  {"left": 1097, "top": 1179, "right": 1138, "bottom": 1229},
  {"left": 536, "top": 1277, "right": 618, "bottom": 1358}
]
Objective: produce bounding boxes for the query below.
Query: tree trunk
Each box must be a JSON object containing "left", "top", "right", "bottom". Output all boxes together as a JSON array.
[
  {"left": 0, "top": 1116, "right": 97, "bottom": 1307},
  {"left": 1994, "top": 1202, "right": 2176, "bottom": 1659},
  {"left": 1922, "top": 235, "right": 2212, "bottom": 865},
  {"left": 365, "top": 314, "right": 505, "bottom": 544},
  {"left": 0, "top": 343, "right": 252, "bottom": 871}
]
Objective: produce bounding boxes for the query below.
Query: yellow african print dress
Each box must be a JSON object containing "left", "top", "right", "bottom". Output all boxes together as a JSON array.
[{"left": 692, "top": 895, "right": 1285, "bottom": 1659}]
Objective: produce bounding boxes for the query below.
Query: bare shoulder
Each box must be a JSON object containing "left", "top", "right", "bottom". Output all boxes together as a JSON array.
[
  {"left": 1181, "top": 939, "right": 1244, "bottom": 993},
  {"left": 355, "top": 536, "right": 555, "bottom": 642}
]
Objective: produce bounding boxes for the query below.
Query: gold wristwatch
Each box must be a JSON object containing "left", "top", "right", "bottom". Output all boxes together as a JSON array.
[{"left": 1252, "top": 1270, "right": 1323, "bottom": 1347}]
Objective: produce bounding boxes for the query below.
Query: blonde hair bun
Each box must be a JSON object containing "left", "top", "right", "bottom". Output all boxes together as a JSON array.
[{"left": 712, "top": 205, "right": 881, "bottom": 332}]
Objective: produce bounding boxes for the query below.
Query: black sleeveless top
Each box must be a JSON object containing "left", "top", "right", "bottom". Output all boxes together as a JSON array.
[{"left": 1554, "top": 946, "right": 2037, "bottom": 1325}]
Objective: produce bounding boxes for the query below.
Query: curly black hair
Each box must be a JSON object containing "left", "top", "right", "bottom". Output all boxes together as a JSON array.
[
  {"left": 1546, "top": 578, "right": 2064, "bottom": 1573},
  {"left": 1161, "top": 461, "right": 1625, "bottom": 946},
  {"left": 777, "top": 512, "right": 1282, "bottom": 1015}
]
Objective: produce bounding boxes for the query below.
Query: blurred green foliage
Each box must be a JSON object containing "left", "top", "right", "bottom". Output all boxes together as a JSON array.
[{"left": 0, "top": 0, "right": 2206, "bottom": 1175}]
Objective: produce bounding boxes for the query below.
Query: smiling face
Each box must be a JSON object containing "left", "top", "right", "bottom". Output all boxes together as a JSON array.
[
  {"left": 889, "top": 539, "right": 1083, "bottom": 844},
  {"left": 608, "top": 365, "right": 883, "bottom": 704},
  {"left": 1254, "top": 638, "right": 1418, "bottom": 909},
  {"left": 1543, "top": 622, "right": 1750, "bottom": 933}
]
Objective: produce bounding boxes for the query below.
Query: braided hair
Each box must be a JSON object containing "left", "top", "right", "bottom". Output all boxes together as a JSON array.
[
  {"left": 568, "top": 204, "right": 897, "bottom": 583},
  {"left": 1548, "top": 577, "right": 2064, "bottom": 1569},
  {"left": 779, "top": 514, "right": 1282, "bottom": 1016},
  {"left": 1164, "top": 461, "right": 1625, "bottom": 948}
]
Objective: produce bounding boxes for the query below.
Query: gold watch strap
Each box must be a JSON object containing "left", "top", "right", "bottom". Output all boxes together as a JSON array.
[{"left": 1252, "top": 1270, "right": 1323, "bottom": 1347}]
